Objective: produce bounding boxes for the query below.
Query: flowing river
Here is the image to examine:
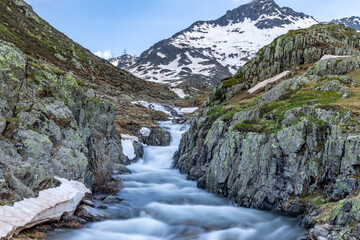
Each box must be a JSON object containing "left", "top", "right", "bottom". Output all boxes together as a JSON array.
[{"left": 50, "top": 121, "right": 304, "bottom": 240}]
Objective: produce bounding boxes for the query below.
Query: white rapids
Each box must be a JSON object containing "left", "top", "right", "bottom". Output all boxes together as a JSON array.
[{"left": 49, "top": 121, "right": 304, "bottom": 240}]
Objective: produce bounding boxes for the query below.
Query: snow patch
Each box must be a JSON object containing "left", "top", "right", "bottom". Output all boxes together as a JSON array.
[
  {"left": 179, "top": 107, "right": 199, "bottom": 114},
  {"left": 140, "top": 127, "right": 151, "bottom": 137},
  {"left": 0, "top": 177, "right": 90, "bottom": 239},
  {"left": 248, "top": 71, "right": 291, "bottom": 94},
  {"left": 157, "top": 52, "right": 167, "bottom": 58},
  {"left": 121, "top": 134, "right": 139, "bottom": 142},
  {"left": 320, "top": 55, "right": 352, "bottom": 60},
  {"left": 121, "top": 139, "right": 136, "bottom": 160},
  {"left": 171, "top": 88, "right": 189, "bottom": 99}
]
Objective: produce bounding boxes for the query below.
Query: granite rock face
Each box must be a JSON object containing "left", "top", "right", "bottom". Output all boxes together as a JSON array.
[{"left": 0, "top": 41, "right": 127, "bottom": 202}]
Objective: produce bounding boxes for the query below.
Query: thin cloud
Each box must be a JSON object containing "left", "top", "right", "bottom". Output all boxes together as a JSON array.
[{"left": 94, "top": 50, "right": 112, "bottom": 59}]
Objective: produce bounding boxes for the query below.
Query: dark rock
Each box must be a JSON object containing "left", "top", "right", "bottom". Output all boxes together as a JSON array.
[
  {"left": 103, "top": 195, "right": 123, "bottom": 204},
  {"left": 82, "top": 199, "right": 96, "bottom": 208},
  {"left": 284, "top": 201, "right": 305, "bottom": 217},
  {"left": 133, "top": 141, "right": 144, "bottom": 158},
  {"left": 62, "top": 215, "right": 87, "bottom": 224},
  {"left": 332, "top": 177, "right": 356, "bottom": 201},
  {"left": 113, "top": 164, "right": 131, "bottom": 174},
  {"left": 141, "top": 126, "right": 171, "bottom": 146},
  {"left": 78, "top": 206, "right": 110, "bottom": 221},
  {"left": 313, "top": 225, "right": 330, "bottom": 238}
]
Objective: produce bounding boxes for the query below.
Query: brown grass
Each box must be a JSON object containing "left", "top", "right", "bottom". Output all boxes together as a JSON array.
[{"left": 175, "top": 93, "right": 209, "bottom": 108}]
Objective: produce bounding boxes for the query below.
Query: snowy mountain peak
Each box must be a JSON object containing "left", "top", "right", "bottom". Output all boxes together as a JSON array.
[
  {"left": 110, "top": 0, "right": 318, "bottom": 95},
  {"left": 331, "top": 16, "right": 360, "bottom": 32},
  {"left": 109, "top": 54, "right": 138, "bottom": 69},
  {"left": 214, "top": 0, "right": 315, "bottom": 29}
]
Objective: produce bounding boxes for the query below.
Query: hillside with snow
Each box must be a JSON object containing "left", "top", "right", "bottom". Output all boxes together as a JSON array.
[
  {"left": 331, "top": 16, "right": 360, "bottom": 32},
  {"left": 111, "top": 0, "right": 318, "bottom": 95}
]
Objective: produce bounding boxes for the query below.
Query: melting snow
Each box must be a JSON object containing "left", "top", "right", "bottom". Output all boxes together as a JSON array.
[
  {"left": 157, "top": 52, "right": 167, "bottom": 58},
  {"left": 179, "top": 107, "right": 199, "bottom": 114},
  {"left": 320, "top": 55, "right": 352, "bottom": 60},
  {"left": 121, "top": 134, "right": 139, "bottom": 142},
  {"left": 171, "top": 88, "right": 189, "bottom": 99},
  {"left": 121, "top": 139, "right": 136, "bottom": 160},
  {"left": 248, "top": 71, "right": 291, "bottom": 94},
  {"left": 140, "top": 127, "right": 151, "bottom": 137},
  {"left": 0, "top": 178, "right": 90, "bottom": 239}
]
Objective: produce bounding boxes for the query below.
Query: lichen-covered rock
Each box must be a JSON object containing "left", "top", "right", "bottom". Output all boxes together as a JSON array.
[
  {"left": 315, "top": 80, "right": 350, "bottom": 98},
  {"left": 0, "top": 40, "right": 127, "bottom": 202},
  {"left": 307, "top": 56, "right": 360, "bottom": 77},
  {"left": 258, "top": 75, "right": 311, "bottom": 105},
  {"left": 0, "top": 41, "right": 26, "bottom": 118},
  {"left": 175, "top": 23, "right": 360, "bottom": 240},
  {"left": 332, "top": 177, "right": 356, "bottom": 201}
]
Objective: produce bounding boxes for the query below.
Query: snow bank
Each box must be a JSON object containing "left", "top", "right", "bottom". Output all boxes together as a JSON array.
[
  {"left": 0, "top": 177, "right": 90, "bottom": 239},
  {"left": 171, "top": 88, "right": 189, "bottom": 99},
  {"left": 248, "top": 71, "right": 291, "bottom": 94},
  {"left": 320, "top": 55, "right": 351, "bottom": 60},
  {"left": 179, "top": 107, "right": 199, "bottom": 114},
  {"left": 121, "top": 139, "right": 136, "bottom": 160},
  {"left": 121, "top": 134, "right": 139, "bottom": 142}
]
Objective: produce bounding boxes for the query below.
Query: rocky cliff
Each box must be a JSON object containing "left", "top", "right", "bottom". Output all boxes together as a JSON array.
[
  {"left": 0, "top": 40, "right": 127, "bottom": 204},
  {"left": 175, "top": 24, "right": 360, "bottom": 239}
]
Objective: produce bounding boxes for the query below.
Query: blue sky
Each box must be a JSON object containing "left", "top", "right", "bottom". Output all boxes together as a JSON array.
[{"left": 25, "top": 0, "right": 360, "bottom": 58}]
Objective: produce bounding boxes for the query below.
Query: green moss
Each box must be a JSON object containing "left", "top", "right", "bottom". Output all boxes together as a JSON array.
[
  {"left": 222, "top": 110, "right": 237, "bottom": 122},
  {"left": 87, "top": 97, "right": 101, "bottom": 102},
  {"left": 234, "top": 119, "right": 279, "bottom": 133},
  {"left": 259, "top": 89, "right": 342, "bottom": 121},
  {"left": 48, "top": 65, "right": 65, "bottom": 75},
  {"left": 207, "top": 106, "right": 225, "bottom": 118},
  {"left": 221, "top": 75, "right": 246, "bottom": 88}
]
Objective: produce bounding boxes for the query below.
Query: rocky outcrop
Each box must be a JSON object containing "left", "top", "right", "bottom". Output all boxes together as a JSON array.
[
  {"left": 0, "top": 40, "right": 127, "bottom": 203},
  {"left": 175, "top": 24, "right": 360, "bottom": 239},
  {"left": 216, "top": 24, "right": 360, "bottom": 103},
  {"left": 141, "top": 126, "right": 171, "bottom": 146}
]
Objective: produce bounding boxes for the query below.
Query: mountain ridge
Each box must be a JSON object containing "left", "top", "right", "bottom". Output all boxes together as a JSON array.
[
  {"left": 331, "top": 16, "right": 360, "bottom": 31},
  {"left": 110, "top": 0, "right": 317, "bottom": 95}
]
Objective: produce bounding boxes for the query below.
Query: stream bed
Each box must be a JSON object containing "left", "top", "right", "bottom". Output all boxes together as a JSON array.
[{"left": 49, "top": 121, "right": 304, "bottom": 240}]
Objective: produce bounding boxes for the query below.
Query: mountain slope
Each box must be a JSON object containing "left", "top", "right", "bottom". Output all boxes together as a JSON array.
[
  {"left": 109, "top": 54, "right": 138, "bottom": 69},
  {"left": 111, "top": 0, "right": 317, "bottom": 93},
  {"left": 0, "top": 0, "right": 177, "bottom": 204},
  {"left": 331, "top": 16, "right": 360, "bottom": 31},
  {"left": 0, "top": 0, "right": 177, "bottom": 134}
]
